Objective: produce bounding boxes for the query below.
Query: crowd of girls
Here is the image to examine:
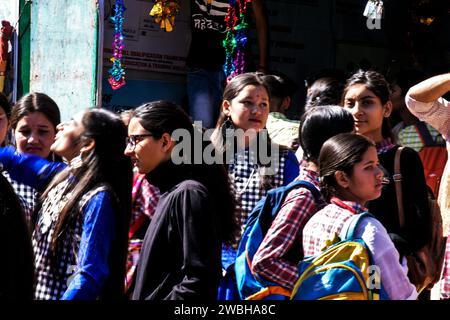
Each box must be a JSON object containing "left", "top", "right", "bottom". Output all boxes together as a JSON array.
[{"left": 0, "top": 67, "right": 445, "bottom": 300}]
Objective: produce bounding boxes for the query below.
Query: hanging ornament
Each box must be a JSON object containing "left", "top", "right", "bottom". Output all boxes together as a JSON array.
[
  {"left": 223, "top": 0, "right": 252, "bottom": 81},
  {"left": 149, "top": 0, "right": 180, "bottom": 32},
  {"left": 0, "top": 20, "right": 13, "bottom": 93},
  {"left": 363, "top": 0, "right": 384, "bottom": 20},
  {"left": 108, "top": 0, "right": 126, "bottom": 90},
  {"left": 419, "top": 17, "right": 435, "bottom": 26}
]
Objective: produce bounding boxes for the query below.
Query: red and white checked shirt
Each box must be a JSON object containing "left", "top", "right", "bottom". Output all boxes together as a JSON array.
[
  {"left": 303, "top": 198, "right": 417, "bottom": 300},
  {"left": 252, "top": 168, "right": 322, "bottom": 290},
  {"left": 131, "top": 173, "right": 159, "bottom": 225}
]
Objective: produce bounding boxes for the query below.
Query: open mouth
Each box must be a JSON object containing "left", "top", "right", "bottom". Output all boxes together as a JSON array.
[{"left": 26, "top": 147, "right": 42, "bottom": 153}]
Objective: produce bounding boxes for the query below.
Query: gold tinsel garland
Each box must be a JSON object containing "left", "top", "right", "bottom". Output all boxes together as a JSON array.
[{"left": 149, "top": 0, "right": 181, "bottom": 32}]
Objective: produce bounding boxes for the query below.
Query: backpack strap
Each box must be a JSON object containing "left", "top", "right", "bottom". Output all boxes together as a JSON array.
[
  {"left": 415, "top": 122, "right": 435, "bottom": 146},
  {"left": 394, "top": 146, "right": 405, "bottom": 229},
  {"left": 342, "top": 212, "right": 374, "bottom": 240},
  {"left": 284, "top": 180, "right": 321, "bottom": 203},
  {"left": 258, "top": 179, "right": 321, "bottom": 233}
]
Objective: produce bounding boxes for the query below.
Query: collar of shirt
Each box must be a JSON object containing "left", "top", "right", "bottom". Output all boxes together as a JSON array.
[
  {"left": 330, "top": 197, "right": 368, "bottom": 215},
  {"left": 269, "top": 112, "right": 288, "bottom": 121},
  {"left": 268, "top": 112, "right": 300, "bottom": 124},
  {"left": 296, "top": 167, "right": 320, "bottom": 189},
  {"left": 376, "top": 137, "right": 396, "bottom": 154}
]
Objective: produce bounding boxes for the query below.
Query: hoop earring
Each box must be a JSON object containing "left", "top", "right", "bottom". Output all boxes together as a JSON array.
[
  {"left": 221, "top": 116, "right": 234, "bottom": 136},
  {"left": 219, "top": 116, "right": 235, "bottom": 153}
]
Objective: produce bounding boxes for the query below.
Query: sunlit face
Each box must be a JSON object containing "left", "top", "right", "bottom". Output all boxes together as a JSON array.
[
  {"left": 340, "top": 146, "right": 384, "bottom": 206},
  {"left": 343, "top": 84, "right": 391, "bottom": 143},
  {"left": 222, "top": 84, "right": 270, "bottom": 132},
  {"left": 124, "top": 117, "right": 169, "bottom": 174},
  {"left": 0, "top": 107, "right": 9, "bottom": 145},
  {"left": 14, "top": 111, "right": 56, "bottom": 158},
  {"left": 50, "top": 111, "right": 85, "bottom": 162}
]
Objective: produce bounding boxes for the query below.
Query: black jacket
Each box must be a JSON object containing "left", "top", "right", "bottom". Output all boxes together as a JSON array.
[
  {"left": 132, "top": 161, "right": 221, "bottom": 300},
  {"left": 367, "top": 145, "right": 431, "bottom": 255},
  {"left": 0, "top": 173, "right": 34, "bottom": 300}
]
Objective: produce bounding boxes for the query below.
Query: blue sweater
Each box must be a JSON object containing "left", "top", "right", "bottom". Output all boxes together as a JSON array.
[{"left": 0, "top": 146, "right": 116, "bottom": 300}]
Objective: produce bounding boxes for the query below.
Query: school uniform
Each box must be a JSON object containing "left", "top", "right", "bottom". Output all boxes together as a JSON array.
[
  {"left": 0, "top": 146, "right": 125, "bottom": 300},
  {"left": 132, "top": 161, "right": 222, "bottom": 300},
  {"left": 302, "top": 197, "right": 417, "bottom": 300}
]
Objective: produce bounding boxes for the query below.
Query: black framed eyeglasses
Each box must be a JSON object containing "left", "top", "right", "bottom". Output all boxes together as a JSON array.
[{"left": 125, "top": 134, "right": 153, "bottom": 150}]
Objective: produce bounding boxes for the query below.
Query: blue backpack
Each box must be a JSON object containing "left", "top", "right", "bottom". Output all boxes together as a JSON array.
[
  {"left": 291, "top": 212, "right": 388, "bottom": 300},
  {"left": 235, "top": 180, "right": 322, "bottom": 300}
]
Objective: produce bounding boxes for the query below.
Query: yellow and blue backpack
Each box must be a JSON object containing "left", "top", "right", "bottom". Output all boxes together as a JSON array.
[
  {"left": 235, "top": 180, "right": 322, "bottom": 300},
  {"left": 291, "top": 212, "right": 388, "bottom": 300}
]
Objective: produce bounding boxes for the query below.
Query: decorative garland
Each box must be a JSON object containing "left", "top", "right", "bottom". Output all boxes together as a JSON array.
[
  {"left": 108, "top": 0, "right": 126, "bottom": 90},
  {"left": 223, "top": 0, "right": 252, "bottom": 81},
  {"left": 0, "top": 21, "right": 13, "bottom": 93},
  {"left": 149, "top": 0, "right": 181, "bottom": 32}
]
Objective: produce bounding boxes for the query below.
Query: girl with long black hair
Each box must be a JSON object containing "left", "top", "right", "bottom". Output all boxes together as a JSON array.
[
  {"left": 0, "top": 108, "right": 132, "bottom": 300},
  {"left": 126, "top": 101, "right": 238, "bottom": 300}
]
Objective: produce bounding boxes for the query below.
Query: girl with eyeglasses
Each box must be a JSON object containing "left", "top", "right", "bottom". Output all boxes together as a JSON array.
[
  {"left": 124, "top": 100, "right": 238, "bottom": 300},
  {"left": 120, "top": 109, "right": 161, "bottom": 298}
]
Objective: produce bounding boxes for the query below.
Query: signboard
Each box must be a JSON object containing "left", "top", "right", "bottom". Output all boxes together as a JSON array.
[{"left": 103, "top": 0, "right": 191, "bottom": 75}]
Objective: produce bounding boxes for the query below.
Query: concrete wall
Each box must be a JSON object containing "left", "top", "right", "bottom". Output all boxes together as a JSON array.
[
  {"left": 30, "top": 0, "right": 99, "bottom": 121},
  {"left": 257, "top": 0, "right": 335, "bottom": 118}
]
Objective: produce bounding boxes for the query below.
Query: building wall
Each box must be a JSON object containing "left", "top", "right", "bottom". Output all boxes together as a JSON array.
[
  {"left": 29, "top": 0, "right": 99, "bottom": 121},
  {"left": 100, "top": 0, "right": 449, "bottom": 118}
]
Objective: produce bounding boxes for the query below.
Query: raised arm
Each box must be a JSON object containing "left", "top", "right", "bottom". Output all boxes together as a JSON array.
[
  {"left": 0, "top": 146, "right": 66, "bottom": 191},
  {"left": 407, "top": 73, "right": 450, "bottom": 103}
]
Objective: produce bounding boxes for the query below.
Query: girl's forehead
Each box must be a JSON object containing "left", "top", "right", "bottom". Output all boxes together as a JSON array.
[
  {"left": 238, "top": 84, "right": 269, "bottom": 97},
  {"left": 345, "top": 84, "right": 375, "bottom": 97},
  {"left": 128, "top": 117, "right": 146, "bottom": 131}
]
